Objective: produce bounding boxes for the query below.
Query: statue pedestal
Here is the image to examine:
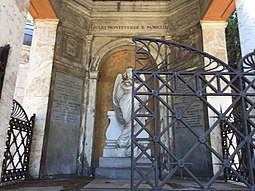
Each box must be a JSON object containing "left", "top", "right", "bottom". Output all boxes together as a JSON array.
[
  {"left": 96, "top": 157, "right": 133, "bottom": 179},
  {"left": 102, "top": 111, "right": 126, "bottom": 157},
  {"left": 96, "top": 157, "right": 154, "bottom": 179}
]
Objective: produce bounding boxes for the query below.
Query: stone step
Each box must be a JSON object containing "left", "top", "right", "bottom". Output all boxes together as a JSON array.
[
  {"left": 80, "top": 179, "right": 172, "bottom": 191},
  {"left": 95, "top": 167, "right": 156, "bottom": 180},
  {"left": 99, "top": 157, "right": 152, "bottom": 168}
]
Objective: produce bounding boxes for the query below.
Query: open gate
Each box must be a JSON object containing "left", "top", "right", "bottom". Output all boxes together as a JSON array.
[
  {"left": 131, "top": 37, "right": 255, "bottom": 190},
  {"left": 1, "top": 100, "right": 35, "bottom": 182}
]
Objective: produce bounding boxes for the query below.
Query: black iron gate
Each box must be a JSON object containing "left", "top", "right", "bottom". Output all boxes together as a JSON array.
[
  {"left": 1, "top": 100, "right": 35, "bottom": 182},
  {"left": 131, "top": 37, "right": 255, "bottom": 190}
]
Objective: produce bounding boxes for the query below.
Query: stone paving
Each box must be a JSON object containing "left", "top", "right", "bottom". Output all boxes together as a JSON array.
[
  {"left": 0, "top": 176, "right": 93, "bottom": 191},
  {"left": 80, "top": 178, "right": 248, "bottom": 191},
  {"left": 0, "top": 176, "right": 249, "bottom": 191}
]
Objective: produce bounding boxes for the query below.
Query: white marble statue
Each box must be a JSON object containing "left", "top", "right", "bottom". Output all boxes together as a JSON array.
[{"left": 113, "top": 67, "right": 148, "bottom": 156}]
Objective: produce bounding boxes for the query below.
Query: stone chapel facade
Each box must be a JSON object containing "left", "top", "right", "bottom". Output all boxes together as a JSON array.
[{"left": 0, "top": 0, "right": 254, "bottom": 180}]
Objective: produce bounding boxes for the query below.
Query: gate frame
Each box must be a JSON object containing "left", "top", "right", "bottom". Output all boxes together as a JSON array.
[
  {"left": 1, "top": 99, "right": 35, "bottom": 182},
  {"left": 131, "top": 37, "right": 255, "bottom": 191}
]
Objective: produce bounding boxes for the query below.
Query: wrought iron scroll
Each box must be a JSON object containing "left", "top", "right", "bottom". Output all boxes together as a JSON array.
[
  {"left": 0, "top": 45, "right": 10, "bottom": 97},
  {"left": 1, "top": 100, "right": 35, "bottom": 182},
  {"left": 221, "top": 102, "right": 249, "bottom": 182},
  {"left": 131, "top": 37, "right": 255, "bottom": 191}
]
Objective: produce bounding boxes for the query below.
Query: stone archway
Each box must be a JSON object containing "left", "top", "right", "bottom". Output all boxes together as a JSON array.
[
  {"left": 91, "top": 48, "right": 160, "bottom": 172},
  {"left": 83, "top": 39, "right": 163, "bottom": 175},
  {"left": 92, "top": 50, "right": 135, "bottom": 168}
]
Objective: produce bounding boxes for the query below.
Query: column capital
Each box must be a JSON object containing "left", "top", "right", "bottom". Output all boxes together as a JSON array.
[
  {"left": 33, "top": 19, "right": 59, "bottom": 27},
  {"left": 164, "top": 35, "right": 172, "bottom": 41},
  {"left": 85, "top": 35, "right": 93, "bottom": 42},
  {"left": 89, "top": 71, "right": 99, "bottom": 79},
  {"left": 200, "top": 20, "right": 228, "bottom": 30}
]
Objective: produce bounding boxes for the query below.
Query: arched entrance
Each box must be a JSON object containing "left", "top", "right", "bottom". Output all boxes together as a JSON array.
[
  {"left": 92, "top": 50, "right": 136, "bottom": 168},
  {"left": 92, "top": 48, "right": 158, "bottom": 170}
]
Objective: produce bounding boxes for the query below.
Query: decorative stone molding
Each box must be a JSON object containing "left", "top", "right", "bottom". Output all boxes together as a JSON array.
[
  {"left": 200, "top": 20, "right": 228, "bottom": 62},
  {"left": 200, "top": 21, "right": 228, "bottom": 30},
  {"left": 90, "top": 37, "right": 134, "bottom": 71},
  {"left": 55, "top": 26, "right": 88, "bottom": 69},
  {"left": 19, "top": 45, "right": 31, "bottom": 64},
  {"left": 84, "top": 35, "right": 93, "bottom": 71},
  {"left": 89, "top": 71, "right": 98, "bottom": 79},
  {"left": 90, "top": 37, "right": 165, "bottom": 71},
  {"left": 62, "top": 33, "right": 83, "bottom": 63}
]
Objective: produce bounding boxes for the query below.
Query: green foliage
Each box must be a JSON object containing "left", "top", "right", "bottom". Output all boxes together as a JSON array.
[{"left": 225, "top": 11, "right": 241, "bottom": 66}]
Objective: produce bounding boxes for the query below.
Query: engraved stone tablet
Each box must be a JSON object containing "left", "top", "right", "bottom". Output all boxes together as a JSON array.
[
  {"left": 45, "top": 72, "right": 83, "bottom": 175},
  {"left": 173, "top": 75, "right": 212, "bottom": 177}
]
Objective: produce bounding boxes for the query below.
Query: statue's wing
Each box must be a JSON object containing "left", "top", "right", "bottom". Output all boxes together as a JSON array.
[{"left": 113, "top": 74, "right": 122, "bottom": 107}]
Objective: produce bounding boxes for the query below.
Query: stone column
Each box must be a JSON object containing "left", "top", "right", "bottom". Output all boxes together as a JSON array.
[
  {"left": 0, "top": 0, "right": 30, "bottom": 180},
  {"left": 236, "top": 0, "right": 255, "bottom": 160},
  {"left": 22, "top": 19, "right": 59, "bottom": 178},
  {"left": 236, "top": 0, "right": 255, "bottom": 56},
  {"left": 201, "top": 21, "right": 232, "bottom": 175},
  {"left": 78, "top": 35, "right": 93, "bottom": 175},
  {"left": 83, "top": 71, "right": 98, "bottom": 175}
]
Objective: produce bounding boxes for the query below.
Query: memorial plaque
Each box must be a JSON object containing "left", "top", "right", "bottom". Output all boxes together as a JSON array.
[
  {"left": 173, "top": 75, "right": 212, "bottom": 177},
  {"left": 45, "top": 72, "right": 83, "bottom": 175}
]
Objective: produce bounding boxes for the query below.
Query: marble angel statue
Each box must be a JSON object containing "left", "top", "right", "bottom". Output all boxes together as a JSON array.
[{"left": 113, "top": 67, "right": 148, "bottom": 156}]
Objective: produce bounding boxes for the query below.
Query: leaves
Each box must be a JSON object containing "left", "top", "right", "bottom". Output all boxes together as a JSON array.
[{"left": 225, "top": 11, "right": 242, "bottom": 67}]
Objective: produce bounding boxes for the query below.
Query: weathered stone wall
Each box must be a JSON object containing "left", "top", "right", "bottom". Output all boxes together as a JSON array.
[
  {"left": 39, "top": 0, "right": 92, "bottom": 177},
  {"left": 167, "top": 1, "right": 202, "bottom": 49},
  {"left": 0, "top": 0, "right": 30, "bottom": 180},
  {"left": 199, "top": 0, "right": 213, "bottom": 19}
]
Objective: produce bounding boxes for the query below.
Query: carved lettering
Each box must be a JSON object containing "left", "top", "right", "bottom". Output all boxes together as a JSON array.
[
  {"left": 51, "top": 72, "right": 83, "bottom": 124},
  {"left": 92, "top": 25, "right": 166, "bottom": 31}
]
